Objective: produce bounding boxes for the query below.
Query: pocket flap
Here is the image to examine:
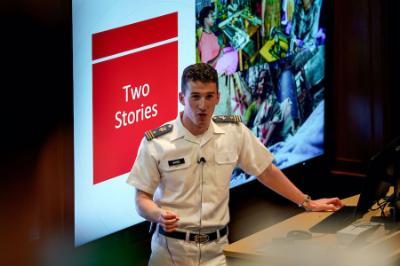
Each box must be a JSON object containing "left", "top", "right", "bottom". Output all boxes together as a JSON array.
[{"left": 215, "top": 151, "right": 238, "bottom": 164}]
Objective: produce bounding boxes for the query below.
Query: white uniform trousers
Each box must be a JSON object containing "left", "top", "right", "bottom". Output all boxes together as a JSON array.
[{"left": 149, "top": 230, "right": 228, "bottom": 266}]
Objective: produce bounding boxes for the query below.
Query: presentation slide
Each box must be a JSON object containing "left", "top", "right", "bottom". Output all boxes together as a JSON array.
[
  {"left": 73, "top": 0, "right": 195, "bottom": 246},
  {"left": 73, "top": 0, "right": 327, "bottom": 246}
]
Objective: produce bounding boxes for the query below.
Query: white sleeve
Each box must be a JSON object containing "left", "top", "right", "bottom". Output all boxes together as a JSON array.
[
  {"left": 126, "top": 138, "right": 160, "bottom": 195},
  {"left": 237, "top": 123, "right": 274, "bottom": 176}
]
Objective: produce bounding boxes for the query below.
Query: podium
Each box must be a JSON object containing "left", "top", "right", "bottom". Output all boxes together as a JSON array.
[{"left": 224, "top": 193, "right": 400, "bottom": 266}]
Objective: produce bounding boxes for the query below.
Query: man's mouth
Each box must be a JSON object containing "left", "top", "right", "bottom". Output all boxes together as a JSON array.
[{"left": 198, "top": 113, "right": 207, "bottom": 118}]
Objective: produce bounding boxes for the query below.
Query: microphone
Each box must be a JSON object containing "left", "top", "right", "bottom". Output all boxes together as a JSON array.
[{"left": 197, "top": 157, "right": 206, "bottom": 164}]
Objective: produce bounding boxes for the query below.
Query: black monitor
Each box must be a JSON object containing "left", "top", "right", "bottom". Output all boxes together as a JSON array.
[
  {"left": 355, "top": 136, "right": 400, "bottom": 221},
  {"left": 309, "top": 136, "right": 400, "bottom": 234}
]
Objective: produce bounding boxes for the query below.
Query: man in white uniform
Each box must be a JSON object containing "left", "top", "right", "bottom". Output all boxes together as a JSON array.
[{"left": 127, "top": 63, "right": 343, "bottom": 266}]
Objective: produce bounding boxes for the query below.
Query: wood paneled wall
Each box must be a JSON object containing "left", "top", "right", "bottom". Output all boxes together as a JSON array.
[{"left": 330, "top": 0, "right": 399, "bottom": 175}]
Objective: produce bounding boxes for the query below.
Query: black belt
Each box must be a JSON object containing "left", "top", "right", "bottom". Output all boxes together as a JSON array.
[{"left": 158, "top": 226, "right": 228, "bottom": 244}]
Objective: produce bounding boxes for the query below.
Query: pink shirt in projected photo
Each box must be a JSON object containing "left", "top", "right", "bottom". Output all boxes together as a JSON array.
[
  {"left": 198, "top": 31, "right": 220, "bottom": 66},
  {"left": 198, "top": 31, "right": 238, "bottom": 75}
]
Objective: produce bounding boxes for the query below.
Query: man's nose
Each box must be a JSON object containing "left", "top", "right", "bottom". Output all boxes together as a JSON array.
[{"left": 198, "top": 97, "right": 206, "bottom": 109}]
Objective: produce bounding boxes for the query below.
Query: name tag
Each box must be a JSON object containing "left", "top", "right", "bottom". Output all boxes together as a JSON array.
[{"left": 168, "top": 158, "right": 185, "bottom": 166}]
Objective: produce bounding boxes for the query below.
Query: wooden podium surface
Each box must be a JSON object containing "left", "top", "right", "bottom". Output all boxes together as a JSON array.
[{"left": 224, "top": 193, "right": 400, "bottom": 266}]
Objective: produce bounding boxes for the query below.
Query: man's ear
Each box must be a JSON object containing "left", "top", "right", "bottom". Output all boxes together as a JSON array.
[
  {"left": 216, "top": 91, "right": 220, "bottom": 104},
  {"left": 179, "top": 92, "right": 185, "bottom": 105}
]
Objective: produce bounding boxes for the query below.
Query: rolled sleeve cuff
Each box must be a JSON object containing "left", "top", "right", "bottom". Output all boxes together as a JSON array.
[
  {"left": 253, "top": 154, "right": 275, "bottom": 177},
  {"left": 126, "top": 176, "right": 157, "bottom": 195}
]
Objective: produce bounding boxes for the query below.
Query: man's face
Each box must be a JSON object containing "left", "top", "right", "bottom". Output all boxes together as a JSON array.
[{"left": 179, "top": 80, "right": 220, "bottom": 132}]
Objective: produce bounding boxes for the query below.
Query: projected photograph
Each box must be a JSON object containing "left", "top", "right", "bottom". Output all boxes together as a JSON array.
[{"left": 196, "top": 0, "right": 326, "bottom": 187}]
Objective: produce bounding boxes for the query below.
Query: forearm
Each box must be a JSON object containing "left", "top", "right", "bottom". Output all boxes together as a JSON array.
[
  {"left": 257, "top": 164, "right": 306, "bottom": 206},
  {"left": 135, "top": 188, "right": 180, "bottom": 231},
  {"left": 257, "top": 164, "right": 344, "bottom": 212},
  {"left": 135, "top": 189, "right": 162, "bottom": 223}
]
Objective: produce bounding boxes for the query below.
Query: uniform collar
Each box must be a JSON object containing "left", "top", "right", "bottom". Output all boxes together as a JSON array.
[
  {"left": 210, "top": 118, "right": 225, "bottom": 135},
  {"left": 169, "top": 114, "right": 188, "bottom": 142},
  {"left": 169, "top": 113, "right": 225, "bottom": 142}
]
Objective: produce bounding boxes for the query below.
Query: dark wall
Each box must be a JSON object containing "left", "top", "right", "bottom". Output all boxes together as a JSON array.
[
  {"left": 1, "top": 0, "right": 73, "bottom": 264},
  {"left": 331, "top": 0, "right": 400, "bottom": 175},
  {"left": 1, "top": 0, "right": 399, "bottom": 265}
]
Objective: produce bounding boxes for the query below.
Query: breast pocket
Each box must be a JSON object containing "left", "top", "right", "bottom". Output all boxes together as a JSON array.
[
  {"left": 215, "top": 151, "right": 238, "bottom": 187},
  {"left": 159, "top": 156, "right": 191, "bottom": 192}
]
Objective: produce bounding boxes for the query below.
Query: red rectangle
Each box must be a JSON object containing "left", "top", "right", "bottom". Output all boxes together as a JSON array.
[
  {"left": 92, "top": 17, "right": 178, "bottom": 184},
  {"left": 92, "top": 12, "right": 177, "bottom": 60}
]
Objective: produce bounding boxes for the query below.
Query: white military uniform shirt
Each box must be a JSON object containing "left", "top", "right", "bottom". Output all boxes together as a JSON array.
[{"left": 127, "top": 114, "right": 274, "bottom": 232}]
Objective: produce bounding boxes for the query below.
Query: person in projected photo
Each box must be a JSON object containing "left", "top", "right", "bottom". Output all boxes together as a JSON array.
[
  {"left": 243, "top": 70, "right": 269, "bottom": 128},
  {"left": 274, "top": 0, "right": 325, "bottom": 130},
  {"left": 197, "top": 6, "right": 238, "bottom": 75},
  {"left": 253, "top": 92, "right": 283, "bottom": 146},
  {"left": 288, "top": 0, "right": 323, "bottom": 54},
  {"left": 127, "top": 63, "right": 343, "bottom": 266},
  {"left": 247, "top": 68, "right": 286, "bottom": 146}
]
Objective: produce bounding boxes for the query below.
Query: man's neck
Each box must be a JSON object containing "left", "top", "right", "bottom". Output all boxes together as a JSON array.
[{"left": 180, "top": 112, "right": 209, "bottom": 136}]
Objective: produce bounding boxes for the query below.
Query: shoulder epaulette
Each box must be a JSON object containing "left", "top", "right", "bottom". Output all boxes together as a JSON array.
[
  {"left": 145, "top": 124, "right": 173, "bottom": 141},
  {"left": 212, "top": 115, "right": 242, "bottom": 124}
]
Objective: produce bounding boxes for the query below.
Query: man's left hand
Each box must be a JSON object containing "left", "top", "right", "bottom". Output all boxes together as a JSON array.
[{"left": 307, "top": 197, "right": 344, "bottom": 212}]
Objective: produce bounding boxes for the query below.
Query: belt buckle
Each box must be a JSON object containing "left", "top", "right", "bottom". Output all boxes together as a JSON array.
[{"left": 194, "top": 233, "right": 209, "bottom": 244}]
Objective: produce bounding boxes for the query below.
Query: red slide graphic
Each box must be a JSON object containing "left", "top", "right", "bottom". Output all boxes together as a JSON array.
[{"left": 92, "top": 12, "right": 178, "bottom": 184}]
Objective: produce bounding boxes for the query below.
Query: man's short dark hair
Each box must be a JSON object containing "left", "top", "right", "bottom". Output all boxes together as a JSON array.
[
  {"left": 198, "top": 6, "right": 214, "bottom": 28},
  {"left": 181, "top": 63, "right": 218, "bottom": 94}
]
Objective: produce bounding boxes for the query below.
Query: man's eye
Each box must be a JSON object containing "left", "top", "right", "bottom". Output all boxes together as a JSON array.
[{"left": 192, "top": 95, "right": 200, "bottom": 100}]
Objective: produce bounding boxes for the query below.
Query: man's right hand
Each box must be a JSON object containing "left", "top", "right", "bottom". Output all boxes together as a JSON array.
[{"left": 158, "top": 209, "right": 180, "bottom": 232}]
